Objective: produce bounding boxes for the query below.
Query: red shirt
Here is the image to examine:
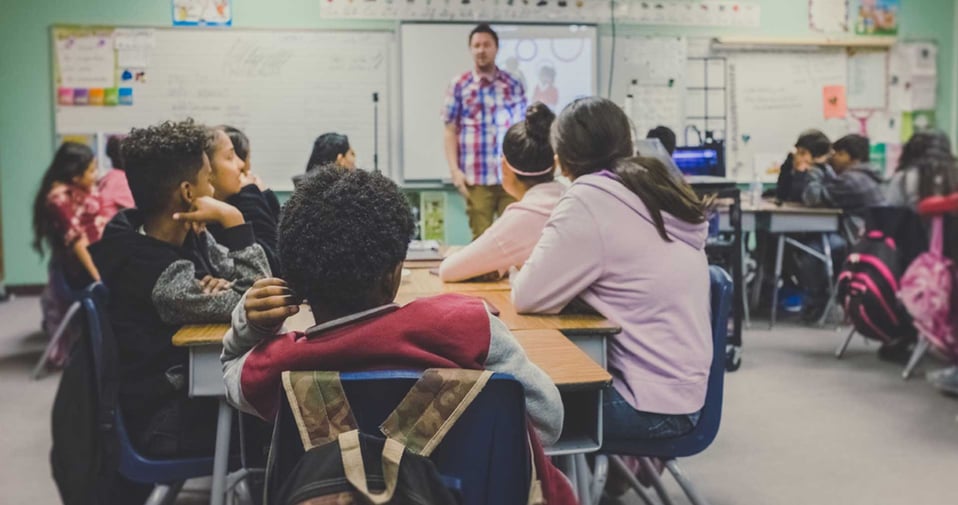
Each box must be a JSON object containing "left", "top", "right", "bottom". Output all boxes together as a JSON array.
[{"left": 46, "top": 183, "right": 109, "bottom": 249}]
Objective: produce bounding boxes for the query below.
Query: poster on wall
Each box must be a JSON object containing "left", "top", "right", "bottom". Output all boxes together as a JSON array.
[
  {"left": 852, "top": 0, "right": 900, "bottom": 35},
  {"left": 172, "top": 0, "right": 232, "bottom": 26}
]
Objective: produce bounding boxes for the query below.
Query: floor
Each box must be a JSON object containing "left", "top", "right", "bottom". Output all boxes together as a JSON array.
[{"left": 1, "top": 295, "right": 955, "bottom": 505}]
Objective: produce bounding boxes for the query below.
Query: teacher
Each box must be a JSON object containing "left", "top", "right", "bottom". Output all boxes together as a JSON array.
[{"left": 442, "top": 24, "right": 528, "bottom": 239}]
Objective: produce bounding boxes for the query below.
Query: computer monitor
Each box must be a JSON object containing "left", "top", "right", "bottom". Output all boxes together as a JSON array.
[{"left": 673, "top": 145, "right": 726, "bottom": 177}]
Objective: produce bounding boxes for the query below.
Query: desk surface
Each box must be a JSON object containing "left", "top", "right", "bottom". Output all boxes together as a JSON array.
[
  {"left": 741, "top": 200, "right": 843, "bottom": 215},
  {"left": 399, "top": 268, "right": 511, "bottom": 294},
  {"left": 513, "top": 329, "right": 611, "bottom": 387}
]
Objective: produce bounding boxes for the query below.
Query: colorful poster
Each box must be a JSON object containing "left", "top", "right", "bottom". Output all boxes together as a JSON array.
[
  {"left": 852, "top": 0, "right": 900, "bottom": 35},
  {"left": 421, "top": 192, "right": 446, "bottom": 242},
  {"left": 172, "top": 0, "right": 232, "bottom": 26}
]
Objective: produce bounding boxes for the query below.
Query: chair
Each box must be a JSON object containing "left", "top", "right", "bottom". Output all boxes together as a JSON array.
[
  {"left": 591, "top": 265, "right": 733, "bottom": 505},
  {"left": 33, "top": 262, "right": 83, "bottom": 379},
  {"left": 270, "top": 370, "right": 531, "bottom": 505},
  {"left": 81, "top": 283, "right": 214, "bottom": 505}
]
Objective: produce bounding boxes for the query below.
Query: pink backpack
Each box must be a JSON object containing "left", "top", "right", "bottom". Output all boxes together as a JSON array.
[{"left": 899, "top": 215, "right": 958, "bottom": 361}]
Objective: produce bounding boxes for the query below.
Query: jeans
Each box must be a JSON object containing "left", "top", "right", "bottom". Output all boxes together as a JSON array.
[
  {"left": 795, "top": 232, "right": 847, "bottom": 312},
  {"left": 602, "top": 386, "right": 700, "bottom": 441}
]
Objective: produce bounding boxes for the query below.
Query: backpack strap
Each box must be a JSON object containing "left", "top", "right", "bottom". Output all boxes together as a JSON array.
[
  {"left": 339, "top": 430, "right": 404, "bottom": 504},
  {"left": 281, "top": 371, "right": 358, "bottom": 450},
  {"left": 380, "top": 368, "right": 493, "bottom": 457}
]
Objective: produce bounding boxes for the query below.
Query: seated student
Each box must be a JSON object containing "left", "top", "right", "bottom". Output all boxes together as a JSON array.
[
  {"left": 222, "top": 125, "right": 282, "bottom": 219},
  {"left": 803, "top": 134, "right": 885, "bottom": 236},
  {"left": 293, "top": 132, "right": 356, "bottom": 186},
  {"left": 646, "top": 125, "right": 677, "bottom": 156},
  {"left": 32, "top": 142, "right": 108, "bottom": 339},
  {"left": 439, "top": 103, "right": 564, "bottom": 282},
  {"left": 887, "top": 130, "right": 958, "bottom": 208},
  {"left": 511, "top": 97, "right": 711, "bottom": 444},
  {"left": 221, "top": 167, "right": 575, "bottom": 504},
  {"left": 88, "top": 119, "right": 269, "bottom": 475},
  {"left": 776, "top": 129, "right": 832, "bottom": 203},
  {"left": 98, "top": 135, "right": 135, "bottom": 218},
  {"left": 205, "top": 125, "right": 280, "bottom": 274}
]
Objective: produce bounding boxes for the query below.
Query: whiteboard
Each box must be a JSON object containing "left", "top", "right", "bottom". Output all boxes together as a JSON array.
[
  {"left": 726, "top": 50, "right": 850, "bottom": 182},
  {"left": 401, "top": 23, "right": 597, "bottom": 181},
  {"left": 54, "top": 27, "right": 394, "bottom": 190}
]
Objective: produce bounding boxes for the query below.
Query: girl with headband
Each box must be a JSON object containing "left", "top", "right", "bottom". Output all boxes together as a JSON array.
[{"left": 439, "top": 102, "right": 564, "bottom": 282}]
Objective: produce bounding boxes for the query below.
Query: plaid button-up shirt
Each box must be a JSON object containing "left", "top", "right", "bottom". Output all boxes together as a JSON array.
[{"left": 442, "top": 68, "right": 527, "bottom": 186}]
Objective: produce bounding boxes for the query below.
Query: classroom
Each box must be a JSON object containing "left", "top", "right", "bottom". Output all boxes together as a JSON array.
[{"left": 1, "top": 0, "right": 957, "bottom": 504}]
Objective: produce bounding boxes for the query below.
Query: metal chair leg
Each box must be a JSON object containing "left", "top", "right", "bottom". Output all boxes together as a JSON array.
[
  {"left": 817, "top": 234, "right": 837, "bottom": 328},
  {"left": 835, "top": 328, "right": 856, "bottom": 359},
  {"left": 32, "top": 301, "right": 81, "bottom": 379},
  {"left": 144, "top": 481, "right": 184, "bottom": 505},
  {"left": 610, "top": 456, "right": 658, "bottom": 505},
  {"left": 665, "top": 460, "right": 711, "bottom": 505},
  {"left": 639, "top": 457, "right": 676, "bottom": 505},
  {"left": 590, "top": 455, "right": 609, "bottom": 505},
  {"left": 574, "top": 454, "right": 593, "bottom": 505},
  {"left": 902, "top": 337, "right": 931, "bottom": 380}
]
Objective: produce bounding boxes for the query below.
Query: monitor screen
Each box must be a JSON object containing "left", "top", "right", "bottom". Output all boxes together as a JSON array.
[{"left": 673, "top": 146, "right": 725, "bottom": 177}]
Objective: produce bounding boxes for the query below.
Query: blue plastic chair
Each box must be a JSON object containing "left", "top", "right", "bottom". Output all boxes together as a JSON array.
[
  {"left": 270, "top": 370, "right": 531, "bottom": 505},
  {"left": 81, "top": 283, "right": 214, "bottom": 505},
  {"left": 595, "top": 265, "right": 732, "bottom": 505}
]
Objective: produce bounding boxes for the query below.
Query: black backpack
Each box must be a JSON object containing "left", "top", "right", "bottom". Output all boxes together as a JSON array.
[
  {"left": 50, "top": 285, "right": 120, "bottom": 505},
  {"left": 836, "top": 207, "right": 925, "bottom": 343},
  {"left": 269, "top": 369, "right": 542, "bottom": 505}
]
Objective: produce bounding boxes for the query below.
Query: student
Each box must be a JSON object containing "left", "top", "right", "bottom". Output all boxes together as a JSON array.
[
  {"left": 803, "top": 134, "right": 885, "bottom": 235},
  {"left": 221, "top": 167, "right": 575, "bottom": 504},
  {"left": 88, "top": 119, "right": 269, "bottom": 480},
  {"left": 511, "top": 97, "right": 711, "bottom": 446},
  {"left": 646, "top": 125, "right": 677, "bottom": 156},
  {"left": 887, "top": 130, "right": 958, "bottom": 208},
  {"left": 776, "top": 129, "right": 832, "bottom": 203},
  {"left": 205, "top": 126, "right": 281, "bottom": 274},
  {"left": 439, "top": 103, "right": 564, "bottom": 282},
  {"left": 32, "top": 142, "right": 108, "bottom": 338},
  {"left": 98, "top": 135, "right": 135, "bottom": 218},
  {"left": 293, "top": 132, "right": 356, "bottom": 186},
  {"left": 221, "top": 125, "right": 282, "bottom": 219}
]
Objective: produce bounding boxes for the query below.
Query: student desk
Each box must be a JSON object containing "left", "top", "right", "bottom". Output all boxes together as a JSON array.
[
  {"left": 173, "top": 323, "right": 611, "bottom": 505},
  {"left": 719, "top": 200, "right": 842, "bottom": 328}
]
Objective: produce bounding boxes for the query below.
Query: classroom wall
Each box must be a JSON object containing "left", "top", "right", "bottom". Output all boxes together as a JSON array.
[{"left": 1, "top": 0, "right": 954, "bottom": 286}]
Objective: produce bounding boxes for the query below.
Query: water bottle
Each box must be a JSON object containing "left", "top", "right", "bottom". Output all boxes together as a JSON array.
[{"left": 749, "top": 169, "right": 763, "bottom": 207}]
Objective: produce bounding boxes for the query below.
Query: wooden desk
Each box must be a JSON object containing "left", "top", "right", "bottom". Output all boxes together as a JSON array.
[
  {"left": 398, "top": 268, "right": 511, "bottom": 295},
  {"left": 719, "top": 200, "right": 842, "bottom": 233},
  {"left": 513, "top": 330, "right": 611, "bottom": 389}
]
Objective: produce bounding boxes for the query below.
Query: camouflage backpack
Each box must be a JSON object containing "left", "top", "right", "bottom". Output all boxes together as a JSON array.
[{"left": 269, "top": 369, "right": 544, "bottom": 505}]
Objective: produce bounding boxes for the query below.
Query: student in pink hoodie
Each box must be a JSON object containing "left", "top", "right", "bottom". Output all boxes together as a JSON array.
[
  {"left": 439, "top": 102, "right": 565, "bottom": 282},
  {"left": 512, "top": 97, "right": 712, "bottom": 443}
]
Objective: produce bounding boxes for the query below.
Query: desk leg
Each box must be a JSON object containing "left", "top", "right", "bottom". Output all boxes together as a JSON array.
[
  {"left": 770, "top": 234, "right": 785, "bottom": 330},
  {"left": 575, "top": 454, "right": 594, "bottom": 505},
  {"left": 210, "top": 400, "right": 233, "bottom": 505},
  {"left": 817, "top": 234, "right": 836, "bottom": 327}
]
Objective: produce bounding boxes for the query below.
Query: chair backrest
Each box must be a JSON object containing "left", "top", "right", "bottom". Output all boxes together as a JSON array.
[
  {"left": 79, "top": 283, "right": 213, "bottom": 484},
  {"left": 270, "top": 370, "right": 531, "bottom": 505},
  {"left": 603, "top": 265, "right": 732, "bottom": 458}
]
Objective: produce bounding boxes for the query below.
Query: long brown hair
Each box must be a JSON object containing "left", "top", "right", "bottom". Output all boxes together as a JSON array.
[
  {"left": 32, "top": 142, "right": 95, "bottom": 254},
  {"left": 552, "top": 97, "right": 707, "bottom": 241}
]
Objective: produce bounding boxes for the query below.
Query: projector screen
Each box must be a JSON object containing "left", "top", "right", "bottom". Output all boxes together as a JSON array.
[{"left": 401, "top": 23, "right": 597, "bottom": 181}]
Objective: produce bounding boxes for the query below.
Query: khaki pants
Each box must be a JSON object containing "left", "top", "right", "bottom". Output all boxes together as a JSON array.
[{"left": 465, "top": 184, "right": 516, "bottom": 239}]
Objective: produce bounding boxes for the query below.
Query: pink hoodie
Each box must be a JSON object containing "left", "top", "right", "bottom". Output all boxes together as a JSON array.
[
  {"left": 98, "top": 169, "right": 134, "bottom": 218},
  {"left": 439, "top": 181, "right": 565, "bottom": 282},
  {"left": 512, "top": 173, "right": 712, "bottom": 415}
]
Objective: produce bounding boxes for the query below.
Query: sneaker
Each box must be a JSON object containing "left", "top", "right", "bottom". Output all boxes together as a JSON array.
[{"left": 927, "top": 366, "right": 958, "bottom": 395}]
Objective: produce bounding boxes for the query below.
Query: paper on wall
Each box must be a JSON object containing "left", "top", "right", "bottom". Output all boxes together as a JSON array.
[
  {"left": 809, "top": 0, "right": 849, "bottom": 32},
  {"left": 56, "top": 34, "right": 116, "bottom": 89}
]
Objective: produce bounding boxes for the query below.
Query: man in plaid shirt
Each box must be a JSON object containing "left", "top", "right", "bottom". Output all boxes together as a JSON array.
[{"left": 442, "top": 24, "right": 528, "bottom": 239}]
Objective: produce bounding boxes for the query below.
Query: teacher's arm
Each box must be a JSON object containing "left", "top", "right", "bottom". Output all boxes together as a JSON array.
[{"left": 444, "top": 124, "right": 468, "bottom": 198}]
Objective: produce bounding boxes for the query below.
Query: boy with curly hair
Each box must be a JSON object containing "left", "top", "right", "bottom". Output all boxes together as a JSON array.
[
  {"left": 89, "top": 119, "right": 270, "bottom": 468},
  {"left": 221, "top": 166, "right": 577, "bottom": 505}
]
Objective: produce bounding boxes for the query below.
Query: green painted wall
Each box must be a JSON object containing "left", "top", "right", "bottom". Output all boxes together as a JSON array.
[{"left": 1, "top": 0, "right": 954, "bottom": 285}]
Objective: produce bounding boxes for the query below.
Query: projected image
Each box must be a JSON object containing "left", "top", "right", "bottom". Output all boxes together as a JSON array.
[{"left": 495, "top": 25, "right": 595, "bottom": 113}]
